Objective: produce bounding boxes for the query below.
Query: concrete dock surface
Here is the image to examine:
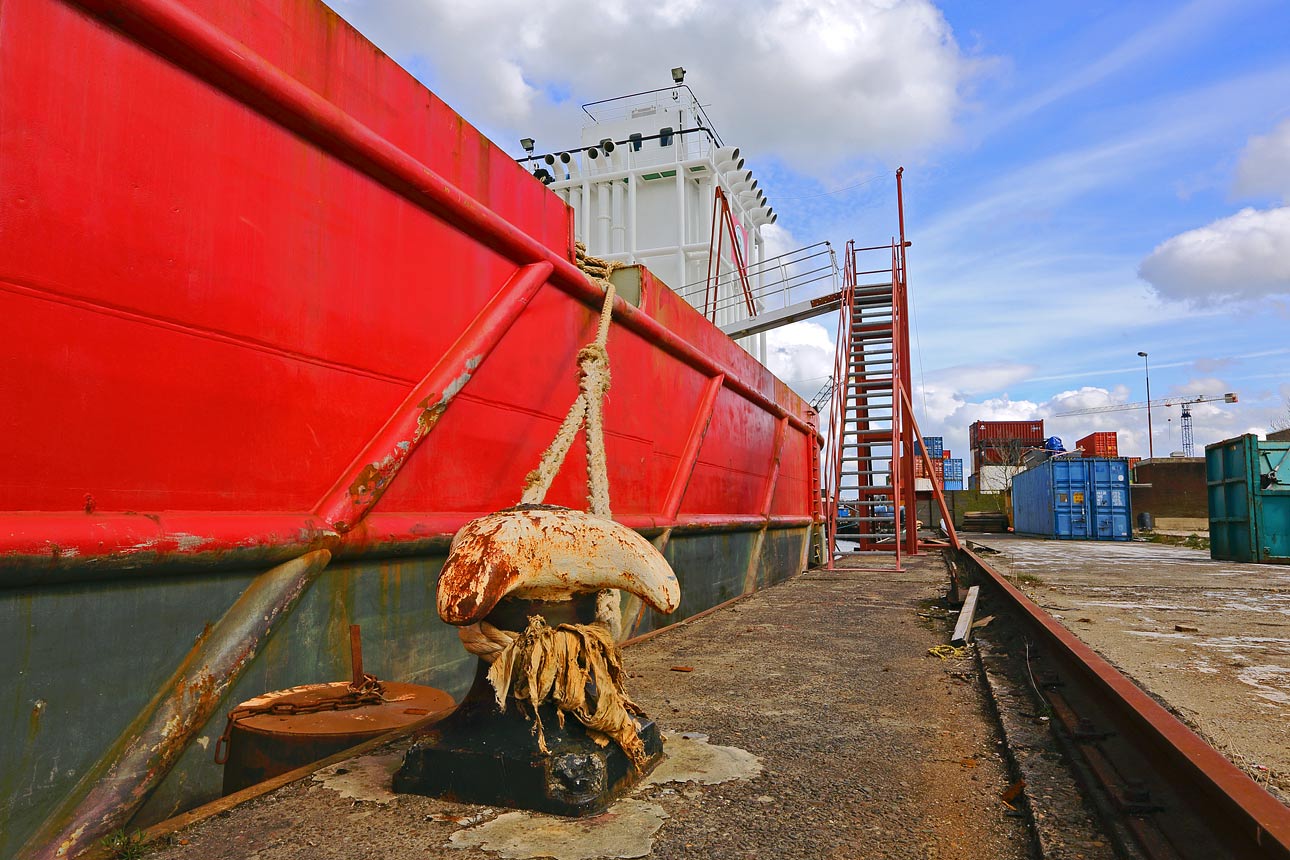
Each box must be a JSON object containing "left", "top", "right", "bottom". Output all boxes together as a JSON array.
[
  {"left": 978, "top": 534, "right": 1290, "bottom": 804},
  {"left": 149, "top": 554, "right": 1033, "bottom": 860}
]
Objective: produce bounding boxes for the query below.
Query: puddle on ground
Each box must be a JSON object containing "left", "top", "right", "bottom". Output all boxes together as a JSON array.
[
  {"left": 449, "top": 801, "right": 667, "bottom": 860},
  {"left": 1236, "top": 665, "right": 1290, "bottom": 706},
  {"left": 445, "top": 733, "right": 761, "bottom": 859},
  {"left": 642, "top": 732, "right": 762, "bottom": 786},
  {"left": 312, "top": 751, "right": 403, "bottom": 805}
]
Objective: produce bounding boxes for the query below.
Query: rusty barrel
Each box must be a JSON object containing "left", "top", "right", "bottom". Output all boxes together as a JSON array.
[{"left": 219, "top": 681, "right": 455, "bottom": 795}]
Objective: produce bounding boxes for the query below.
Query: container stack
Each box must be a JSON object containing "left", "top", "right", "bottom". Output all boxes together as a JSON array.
[
  {"left": 914, "top": 436, "right": 944, "bottom": 458},
  {"left": 969, "top": 420, "right": 1044, "bottom": 492},
  {"left": 913, "top": 457, "right": 945, "bottom": 481}
]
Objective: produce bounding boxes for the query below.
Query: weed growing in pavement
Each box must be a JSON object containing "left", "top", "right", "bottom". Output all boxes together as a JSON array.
[
  {"left": 101, "top": 829, "right": 147, "bottom": 860},
  {"left": 1142, "top": 532, "right": 1211, "bottom": 551},
  {"left": 1008, "top": 572, "right": 1044, "bottom": 586}
]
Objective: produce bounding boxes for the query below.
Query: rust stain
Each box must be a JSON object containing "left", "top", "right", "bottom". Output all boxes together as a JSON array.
[
  {"left": 340, "top": 361, "right": 480, "bottom": 528},
  {"left": 28, "top": 699, "right": 45, "bottom": 740},
  {"left": 436, "top": 507, "right": 679, "bottom": 625}
]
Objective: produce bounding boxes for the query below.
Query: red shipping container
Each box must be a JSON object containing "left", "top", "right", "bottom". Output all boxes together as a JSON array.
[
  {"left": 1076, "top": 431, "right": 1118, "bottom": 458},
  {"left": 942, "top": 449, "right": 951, "bottom": 460},
  {"left": 914, "top": 458, "right": 946, "bottom": 478},
  {"left": 970, "top": 420, "right": 1045, "bottom": 446}
]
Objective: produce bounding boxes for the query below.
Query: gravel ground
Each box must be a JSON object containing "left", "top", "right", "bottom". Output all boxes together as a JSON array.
[
  {"left": 979, "top": 535, "right": 1290, "bottom": 803},
  {"left": 149, "top": 555, "right": 1034, "bottom": 860}
]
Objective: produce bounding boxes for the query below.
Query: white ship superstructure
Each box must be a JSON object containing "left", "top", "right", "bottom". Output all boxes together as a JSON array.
[{"left": 525, "top": 73, "right": 779, "bottom": 360}]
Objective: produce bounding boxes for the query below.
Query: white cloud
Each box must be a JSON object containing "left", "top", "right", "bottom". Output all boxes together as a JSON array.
[
  {"left": 1234, "top": 118, "right": 1290, "bottom": 202},
  {"left": 909, "top": 372, "right": 1286, "bottom": 466},
  {"left": 1138, "top": 206, "right": 1290, "bottom": 303},
  {"left": 764, "top": 320, "right": 835, "bottom": 400},
  {"left": 334, "top": 0, "right": 980, "bottom": 172}
]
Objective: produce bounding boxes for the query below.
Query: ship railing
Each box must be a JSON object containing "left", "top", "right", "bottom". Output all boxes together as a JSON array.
[{"left": 676, "top": 242, "right": 839, "bottom": 315}]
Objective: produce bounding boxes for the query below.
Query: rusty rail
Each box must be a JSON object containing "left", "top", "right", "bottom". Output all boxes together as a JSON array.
[{"left": 958, "top": 547, "right": 1290, "bottom": 860}]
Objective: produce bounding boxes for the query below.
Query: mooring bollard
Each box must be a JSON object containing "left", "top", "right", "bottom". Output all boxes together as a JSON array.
[{"left": 394, "top": 504, "right": 680, "bottom": 816}]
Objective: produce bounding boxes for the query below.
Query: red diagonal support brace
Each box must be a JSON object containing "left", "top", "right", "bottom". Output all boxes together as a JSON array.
[{"left": 315, "top": 262, "right": 553, "bottom": 532}]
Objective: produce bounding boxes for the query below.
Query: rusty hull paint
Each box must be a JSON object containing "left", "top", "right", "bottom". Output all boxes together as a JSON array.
[
  {"left": 0, "top": 523, "right": 810, "bottom": 856},
  {"left": 437, "top": 506, "right": 681, "bottom": 624},
  {"left": 18, "top": 550, "right": 332, "bottom": 860}
]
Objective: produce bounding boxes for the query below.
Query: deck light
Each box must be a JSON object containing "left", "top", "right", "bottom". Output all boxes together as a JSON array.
[
  {"left": 671, "top": 67, "right": 686, "bottom": 84},
  {"left": 520, "top": 137, "right": 535, "bottom": 154}
]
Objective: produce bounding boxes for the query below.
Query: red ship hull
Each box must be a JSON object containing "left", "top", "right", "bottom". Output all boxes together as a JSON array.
[{"left": 0, "top": 0, "right": 821, "bottom": 853}]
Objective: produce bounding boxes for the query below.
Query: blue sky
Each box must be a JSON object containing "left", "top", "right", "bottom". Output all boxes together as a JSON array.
[{"left": 334, "top": 0, "right": 1290, "bottom": 461}]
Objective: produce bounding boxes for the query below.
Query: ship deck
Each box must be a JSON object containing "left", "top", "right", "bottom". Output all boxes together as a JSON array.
[{"left": 144, "top": 554, "right": 1036, "bottom": 860}]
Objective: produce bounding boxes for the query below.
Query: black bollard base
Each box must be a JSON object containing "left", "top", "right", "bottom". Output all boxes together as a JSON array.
[{"left": 393, "top": 668, "right": 664, "bottom": 817}]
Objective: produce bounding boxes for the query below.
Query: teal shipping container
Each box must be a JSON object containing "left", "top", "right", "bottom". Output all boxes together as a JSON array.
[
  {"left": 1206, "top": 434, "right": 1290, "bottom": 564},
  {"left": 1011, "top": 457, "right": 1132, "bottom": 540}
]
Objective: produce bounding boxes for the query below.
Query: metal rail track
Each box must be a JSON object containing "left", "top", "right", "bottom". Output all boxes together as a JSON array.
[{"left": 957, "top": 547, "right": 1290, "bottom": 860}]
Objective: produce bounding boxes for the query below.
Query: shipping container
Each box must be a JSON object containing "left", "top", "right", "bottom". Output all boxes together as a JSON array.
[
  {"left": 1011, "top": 458, "right": 1132, "bottom": 540},
  {"left": 1076, "top": 431, "right": 1119, "bottom": 458},
  {"left": 942, "top": 449, "right": 951, "bottom": 460},
  {"left": 943, "top": 479, "right": 965, "bottom": 491},
  {"left": 1206, "top": 434, "right": 1290, "bottom": 564},
  {"left": 914, "top": 436, "right": 944, "bottom": 458},
  {"left": 913, "top": 458, "right": 945, "bottom": 479},
  {"left": 944, "top": 459, "right": 964, "bottom": 482},
  {"left": 1087, "top": 458, "right": 1132, "bottom": 539},
  {"left": 970, "top": 420, "right": 1045, "bottom": 446},
  {"left": 973, "top": 447, "right": 1020, "bottom": 472}
]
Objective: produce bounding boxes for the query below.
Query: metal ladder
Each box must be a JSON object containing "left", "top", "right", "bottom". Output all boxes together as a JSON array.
[
  {"left": 823, "top": 170, "right": 961, "bottom": 568},
  {"left": 831, "top": 242, "right": 904, "bottom": 559}
]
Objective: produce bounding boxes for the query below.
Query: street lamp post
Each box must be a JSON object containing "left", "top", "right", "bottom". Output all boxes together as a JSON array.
[{"left": 1137, "top": 351, "right": 1153, "bottom": 460}]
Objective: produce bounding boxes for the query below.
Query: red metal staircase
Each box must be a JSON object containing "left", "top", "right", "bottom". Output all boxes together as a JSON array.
[{"left": 824, "top": 170, "right": 959, "bottom": 568}]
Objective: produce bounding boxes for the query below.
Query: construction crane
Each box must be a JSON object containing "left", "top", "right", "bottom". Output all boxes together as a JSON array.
[
  {"left": 809, "top": 378, "right": 834, "bottom": 412},
  {"left": 1056, "top": 393, "right": 1238, "bottom": 457}
]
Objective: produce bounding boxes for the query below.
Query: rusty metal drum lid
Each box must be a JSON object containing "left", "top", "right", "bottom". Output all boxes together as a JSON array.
[{"left": 231, "top": 681, "right": 455, "bottom": 737}]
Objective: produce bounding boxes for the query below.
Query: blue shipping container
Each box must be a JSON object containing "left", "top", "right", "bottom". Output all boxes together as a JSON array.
[
  {"left": 1087, "top": 458, "right": 1132, "bottom": 539},
  {"left": 944, "top": 459, "right": 964, "bottom": 482},
  {"left": 914, "top": 436, "right": 944, "bottom": 458},
  {"left": 1206, "top": 434, "right": 1290, "bottom": 564},
  {"left": 943, "top": 479, "right": 964, "bottom": 491},
  {"left": 1011, "top": 458, "right": 1132, "bottom": 540}
]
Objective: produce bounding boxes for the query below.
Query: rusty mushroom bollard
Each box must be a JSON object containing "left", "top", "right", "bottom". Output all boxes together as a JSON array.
[{"left": 394, "top": 504, "right": 680, "bottom": 816}]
